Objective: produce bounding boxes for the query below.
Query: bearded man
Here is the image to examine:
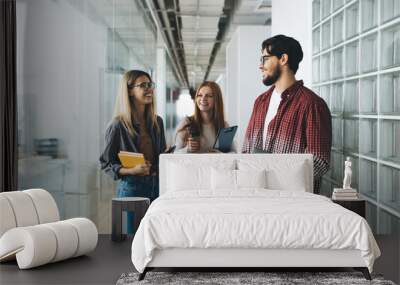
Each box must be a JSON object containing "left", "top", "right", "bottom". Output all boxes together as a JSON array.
[{"left": 242, "top": 34, "right": 332, "bottom": 194}]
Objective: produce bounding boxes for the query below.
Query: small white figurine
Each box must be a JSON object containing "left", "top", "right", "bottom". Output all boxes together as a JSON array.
[{"left": 343, "top": 157, "right": 352, "bottom": 189}]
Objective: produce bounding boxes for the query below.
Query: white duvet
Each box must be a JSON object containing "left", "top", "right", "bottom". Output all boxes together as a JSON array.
[{"left": 131, "top": 190, "right": 380, "bottom": 273}]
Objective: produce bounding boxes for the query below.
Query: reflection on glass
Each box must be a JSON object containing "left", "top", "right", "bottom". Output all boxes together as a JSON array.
[
  {"left": 344, "top": 80, "right": 359, "bottom": 113},
  {"left": 360, "top": 76, "right": 377, "bottom": 114},
  {"left": 345, "top": 41, "right": 359, "bottom": 76},
  {"left": 331, "top": 82, "right": 343, "bottom": 113},
  {"left": 380, "top": 72, "right": 400, "bottom": 115},
  {"left": 349, "top": 156, "right": 359, "bottom": 189},
  {"left": 321, "top": 0, "right": 332, "bottom": 19},
  {"left": 359, "top": 119, "right": 377, "bottom": 157},
  {"left": 313, "top": 0, "right": 321, "bottom": 25},
  {"left": 380, "top": 120, "right": 400, "bottom": 164},
  {"left": 320, "top": 84, "right": 330, "bottom": 106},
  {"left": 361, "top": 33, "right": 378, "bottom": 72},
  {"left": 379, "top": 165, "right": 400, "bottom": 213},
  {"left": 331, "top": 151, "right": 344, "bottom": 181},
  {"left": 311, "top": 0, "right": 400, "bottom": 234},
  {"left": 332, "top": 47, "right": 343, "bottom": 79},
  {"left": 16, "top": 0, "right": 163, "bottom": 233},
  {"left": 360, "top": 160, "right": 377, "bottom": 200},
  {"left": 313, "top": 27, "right": 320, "bottom": 54},
  {"left": 321, "top": 53, "right": 331, "bottom": 81},
  {"left": 18, "top": 157, "right": 68, "bottom": 218},
  {"left": 378, "top": 209, "right": 400, "bottom": 236},
  {"left": 361, "top": 0, "right": 378, "bottom": 31},
  {"left": 333, "top": 12, "right": 344, "bottom": 45},
  {"left": 322, "top": 21, "right": 331, "bottom": 50},
  {"left": 344, "top": 119, "right": 359, "bottom": 152},
  {"left": 333, "top": 0, "right": 345, "bottom": 11},
  {"left": 381, "top": 0, "right": 400, "bottom": 23},
  {"left": 346, "top": 2, "right": 359, "bottom": 39},
  {"left": 313, "top": 87, "right": 320, "bottom": 97},
  {"left": 381, "top": 24, "right": 400, "bottom": 69},
  {"left": 320, "top": 179, "right": 332, "bottom": 197},
  {"left": 332, "top": 117, "right": 343, "bottom": 148},
  {"left": 313, "top": 57, "right": 320, "bottom": 83},
  {"left": 366, "top": 202, "right": 377, "bottom": 234}
]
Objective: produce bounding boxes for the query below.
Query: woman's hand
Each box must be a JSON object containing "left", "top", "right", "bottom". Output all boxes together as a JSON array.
[
  {"left": 187, "top": 137, "right": 200, "bottom": 153},
  {"left": 129, "top": 161, "right": 151, "bottom": 176}
]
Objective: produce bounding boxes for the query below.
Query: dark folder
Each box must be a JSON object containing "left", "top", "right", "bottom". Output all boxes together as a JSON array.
[{"left": 213, "top": 126, "right": 238, "bottom": 153}]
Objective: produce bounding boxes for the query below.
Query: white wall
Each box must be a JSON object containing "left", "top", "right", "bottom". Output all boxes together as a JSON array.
[
  {"left": 225, "top": 25, "right": 271, "bottom": 149},
  {"left": 271, "top": 0, "right": 313, "bottom": 87},
  {"left": 215, "top": 73, "right": 225, "bottom": 98}
]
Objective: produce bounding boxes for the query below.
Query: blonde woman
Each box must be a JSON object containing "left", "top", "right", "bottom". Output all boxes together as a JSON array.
[
  {"left": 175, "top": 81, "right": 235, "bottom": 153},
  {"left": 100, "top": 70, "right": 166, "bottom": 233}
]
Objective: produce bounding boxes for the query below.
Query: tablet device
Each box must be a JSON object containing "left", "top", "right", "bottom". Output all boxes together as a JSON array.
[
  {"left": 164, "top": 145, "right": 176, "bottom": 153},
  {"left": 213, "top": 126, "right": 238, "bottom": 153}
]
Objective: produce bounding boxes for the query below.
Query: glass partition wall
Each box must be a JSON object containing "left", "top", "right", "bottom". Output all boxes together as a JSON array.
[
  {"left": 312, "top": 0, "right": 400, "bottom": 235},
  {"left": 16, "top": 0, "right": 179, "bottom": 233}
]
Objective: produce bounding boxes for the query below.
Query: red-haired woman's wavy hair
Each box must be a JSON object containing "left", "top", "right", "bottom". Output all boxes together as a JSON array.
[{"left": 192, "top": 81, "right": 226, "bottom": 135}]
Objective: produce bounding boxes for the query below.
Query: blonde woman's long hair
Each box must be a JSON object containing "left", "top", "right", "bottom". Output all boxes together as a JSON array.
[{"left": 113, "top": 70, "right": 159, "bottom": 137}]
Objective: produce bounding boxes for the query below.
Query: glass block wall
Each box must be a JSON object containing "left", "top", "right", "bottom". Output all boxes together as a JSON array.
[{"left": 312, "top": 0, "right": 400, "bottom": 234}]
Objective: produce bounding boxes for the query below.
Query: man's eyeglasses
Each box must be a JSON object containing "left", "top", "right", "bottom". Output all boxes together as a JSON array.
[
  {"left": 128, "top": 82, "right": 155, "bottom": 90},
  {"left": 260, "top": 55, "right": 274, "bottom": 65}
]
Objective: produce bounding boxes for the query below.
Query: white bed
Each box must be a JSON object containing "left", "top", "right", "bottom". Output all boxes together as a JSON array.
[{"left": 131, "top": 154, "right": 380, "bottom": 280}]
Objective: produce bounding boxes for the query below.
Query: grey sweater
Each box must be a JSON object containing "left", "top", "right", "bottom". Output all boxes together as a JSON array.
[{"left": 174, "top": 118, "right": 236, "bottom": 153}]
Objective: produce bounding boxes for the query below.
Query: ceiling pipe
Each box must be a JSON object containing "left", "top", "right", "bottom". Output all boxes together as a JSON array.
[
  {"left": 203, "top": 0, "right": 237, "bottom": 81},
  {"left": 155, "top": 0, "right": 189, "bottom": 86},
  {"left": 171, "top": 0, "right": 189, "bottom": 85},
  {"left": 145, "top": 0, "right": 188, "bottom": 87}
]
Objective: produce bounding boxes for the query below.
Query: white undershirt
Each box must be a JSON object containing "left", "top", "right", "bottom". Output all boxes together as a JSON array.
[{"left": 262, "top": 89, "right": 282, "bottom": 147}]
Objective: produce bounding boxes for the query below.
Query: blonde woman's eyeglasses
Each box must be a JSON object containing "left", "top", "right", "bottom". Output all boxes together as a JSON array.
[{"left": 128, "top": 82, "right": 155, "bottom": 90}]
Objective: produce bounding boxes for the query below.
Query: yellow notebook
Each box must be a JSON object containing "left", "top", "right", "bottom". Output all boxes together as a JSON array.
[{"left": 118, "top": 151, "right": 145, "bottom": 168}]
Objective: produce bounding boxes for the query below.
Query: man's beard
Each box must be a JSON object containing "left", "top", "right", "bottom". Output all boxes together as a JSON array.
[{"left": 262, "top": 66, "right": 281, "bottom": 86}]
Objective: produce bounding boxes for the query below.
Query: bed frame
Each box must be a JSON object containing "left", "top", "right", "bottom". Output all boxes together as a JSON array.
[
  {"left": 138, "top": 154, "right": 372, "bottom": 281},
  {"left": 139, "top": 248, "right": 371, "bottom": 280}
]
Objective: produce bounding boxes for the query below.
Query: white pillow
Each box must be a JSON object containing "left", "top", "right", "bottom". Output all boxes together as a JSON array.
[
  {"left": 168, "top": 162, "right": 210, "bottom": 191},
  {"left": 211, "top": 168, "right": 236, "bottom": 190},
  {"left": 211, "top": 169, "right": 267, "bottom": 190},
  {"left": 236, "top": 169, "right": 267, "bottom": 188},
  {"left": 265, "top": 163, "right": 308, "bottom": 191},
  {"left": 237, "top": 158, "right": 311, "bottom": 192},
  {"left": 167, "top": 159, "right": 236, "bottom": 192}
]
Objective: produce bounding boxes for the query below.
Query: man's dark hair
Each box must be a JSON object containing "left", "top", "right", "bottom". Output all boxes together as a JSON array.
[{"left": 261, "top": 35, "right": 303, "bottom": 74}]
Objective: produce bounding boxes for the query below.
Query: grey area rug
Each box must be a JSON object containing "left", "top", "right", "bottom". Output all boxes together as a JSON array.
[{"left": 116, "top": 271, "right": 396, "bottom": 285}]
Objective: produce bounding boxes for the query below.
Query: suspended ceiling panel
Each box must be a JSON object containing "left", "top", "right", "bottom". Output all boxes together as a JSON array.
[{"left": 179, "top": 0, "right": 225, "bottom": 86}]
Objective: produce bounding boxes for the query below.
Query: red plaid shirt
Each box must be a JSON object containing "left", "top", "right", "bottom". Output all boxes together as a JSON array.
[{"left": 242, "top": 80, "right": 332, "bottom": 193}]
